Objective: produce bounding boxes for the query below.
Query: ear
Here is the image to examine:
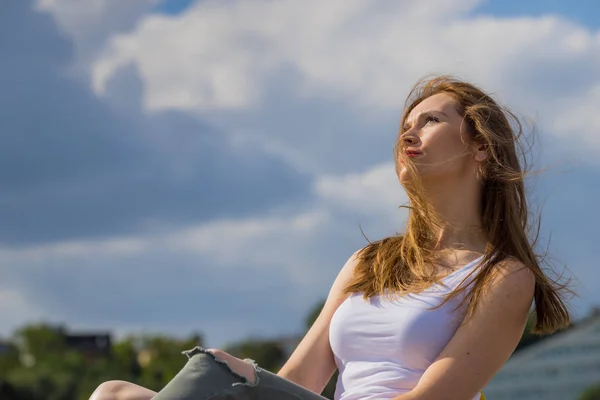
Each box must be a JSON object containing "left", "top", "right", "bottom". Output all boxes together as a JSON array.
[{"left": 472, "top": 142, "right": 488, "bottom": 162}]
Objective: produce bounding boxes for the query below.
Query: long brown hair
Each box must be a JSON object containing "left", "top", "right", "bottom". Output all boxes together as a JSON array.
[{"left": 344, "top": 75, "right": 572, "bottom": 335}]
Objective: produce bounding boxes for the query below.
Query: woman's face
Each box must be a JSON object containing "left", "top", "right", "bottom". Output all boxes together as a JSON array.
[{"left": 397, "top": 93, "right": 481, "bottom": 184}]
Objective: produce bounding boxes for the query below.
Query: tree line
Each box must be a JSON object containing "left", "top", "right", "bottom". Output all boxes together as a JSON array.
[
  {"left": 1, "top": 301, "right": 598, "bottom": 400},
  {"left": 0, "top": 300, "right": 334, "bottom": 400}
]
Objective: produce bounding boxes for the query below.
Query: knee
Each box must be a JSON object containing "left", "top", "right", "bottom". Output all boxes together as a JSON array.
[
  {"left": 89, "top": 381, "right": 129, "bottom": 400},
  {"left": 205, "top": 348, "right": 257, "bottom": 385},
  {"left": 206, "top": 348, "right": 240, "bottom": 366},
  {"left": 206, "top": 348, "right": 229, "bottom": 360}
]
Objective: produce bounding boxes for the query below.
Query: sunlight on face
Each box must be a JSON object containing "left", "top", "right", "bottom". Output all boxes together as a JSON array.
[{"left": 398, "top": 93, "right": 478, "bottom": 185}]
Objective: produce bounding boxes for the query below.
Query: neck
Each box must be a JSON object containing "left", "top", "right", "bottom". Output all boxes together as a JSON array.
[{"left": 420, "top": 176, "right": 487, "bottom": 253}]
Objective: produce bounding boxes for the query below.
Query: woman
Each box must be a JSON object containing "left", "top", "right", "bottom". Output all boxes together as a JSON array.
[{"left": 90, "top": 76, "right": 571, "bottom": 400}]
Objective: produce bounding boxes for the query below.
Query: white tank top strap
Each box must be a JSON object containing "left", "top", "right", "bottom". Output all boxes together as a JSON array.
[{"left": 329, "top": 254, "right": 486, "bottom": 400}]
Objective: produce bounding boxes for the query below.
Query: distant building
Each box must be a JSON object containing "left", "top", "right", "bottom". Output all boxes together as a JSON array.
[
  {"left": 64, "top": 331, "right": 112, "bottom": 359},
  {"left": 0, "top": 339, "right": 14, "bottom": 354},
  {"left": 0, "top": 379, "right": 21, "bottom": 400},
  {"left": 272, "top": 334, "right": 302, "bottom": 357},
  {"left": 484, "top": 309, "right": 600, "bottom": 400},
  {"left": 15, "top": 325, "right": 112, "bottom": 367}
]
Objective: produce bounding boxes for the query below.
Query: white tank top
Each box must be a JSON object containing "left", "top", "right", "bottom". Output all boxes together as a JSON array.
[{"left": 329, "top": 256, "right": 484, "bottom": 400}]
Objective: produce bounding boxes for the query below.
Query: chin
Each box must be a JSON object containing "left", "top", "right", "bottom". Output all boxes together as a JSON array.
[{"left": 398, "top": 167, "right": 420, "bottom": 188}]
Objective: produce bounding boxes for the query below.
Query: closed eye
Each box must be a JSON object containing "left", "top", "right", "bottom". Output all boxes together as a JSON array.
[
  {"left": 425, "top": 115, "right": 440, "bottom": 123},
  {"left": 402, "top": 112, "right": 442, "bottom": 132}
]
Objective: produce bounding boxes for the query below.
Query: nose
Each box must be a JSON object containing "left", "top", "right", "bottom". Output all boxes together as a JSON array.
[{"left": 400, "top": 130, "right": 419, "bottom": 147}]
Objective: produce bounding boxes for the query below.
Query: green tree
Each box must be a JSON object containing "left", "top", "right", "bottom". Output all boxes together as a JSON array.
[
  {"left": 110, "top": 337, "right": 141, "bottom": 379},
  {"left": 304, "top": 299, "right": 337, "bottom": 399},
  {"left": 2, "top": 324, "right": 84, "bottom": 400},
  {"left": 0, "top": 344, "right": 20, "bottom": 374},
  {"left": 225, "top": 339, "right": 287, "bottom": 372},
  {"left": 75, "top": 333, "right": 202, "bottom": 400},
  {"left": 135, "top": 333, "right": 203, "bottom": 391},
  {"left": 514, "top": 312, "right": 538, "bottom": 352},
  {"left": 0, "top": 378, "right": 30, "bottom": 400},
  {"left": 305, "top": 299, "right": 326, "bottom": 328},
  {"left": 7, "top": 363, "right": 78, "bottom": 400},
  {"left": 12, "top": 324, "right": 68, "bottom": 363},
  {"left": 0, "top": 323, "right": 210, "bottom": 400},
  {"left": 580, "top": 381, "right": 600, "bottom": 400}
]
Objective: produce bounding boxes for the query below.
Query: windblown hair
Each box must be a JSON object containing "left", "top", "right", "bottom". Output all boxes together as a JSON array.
[{"left": 344, "top": 76, "right": 572, "bottom": 335}]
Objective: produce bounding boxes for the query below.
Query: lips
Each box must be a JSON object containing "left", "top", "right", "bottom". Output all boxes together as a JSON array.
[{"left": 405, "top": 150, "right": 422, "bottom": 158}]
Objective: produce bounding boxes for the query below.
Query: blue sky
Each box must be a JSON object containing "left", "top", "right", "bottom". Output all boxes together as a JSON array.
[
  {"left": 154, "top": 0, "right": 600, "bottom": 27},
  {"left": 153, "top": 0, "right": 195, "bottom": 15},
  {"left": 1, "top": 0, "right": 599, "bottom": 349},
  {"left": 476, "top": 0, "right": 600, "bottom": 28}
]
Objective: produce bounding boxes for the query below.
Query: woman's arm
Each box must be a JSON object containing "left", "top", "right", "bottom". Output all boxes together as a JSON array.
[
  {"left": 392, "top": 260, "right": 536, "bottom": 400},
  {"left": 277, "top": 250, "right": 360, "bottom": 394}
]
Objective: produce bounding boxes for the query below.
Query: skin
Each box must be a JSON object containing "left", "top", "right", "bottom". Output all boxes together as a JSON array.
[
  {"left": 399, "top": 93, "right": 489, "bottom": 253},
  {"left": 281, "top": 93, "right": 535, "bottom": 400},
  {"left": 89, "top": 381, "right": 156, "bottom": 400},
  {"left": 390, "top": 263, "right": 534, "bottom": 400},
  {"left": 90, "top": 93, "right": 535, "bottom": 400},
  {"left": 387, "top": 94, "right": 535, "bottom": 399}
]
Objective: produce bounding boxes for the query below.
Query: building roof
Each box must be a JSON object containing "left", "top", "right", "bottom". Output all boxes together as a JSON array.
[{"left": 484, "top": 310, "right": 600, "bottom": 400}]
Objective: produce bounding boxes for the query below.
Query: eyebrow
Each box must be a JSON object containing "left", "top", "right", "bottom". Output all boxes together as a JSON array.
[{"left": 402, "top": 110, "right": 449, "bottom": 131}]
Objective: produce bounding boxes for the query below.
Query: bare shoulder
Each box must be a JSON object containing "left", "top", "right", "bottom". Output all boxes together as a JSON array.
[
  {"left": 409, "top": 258, "right": 536, "bottom": 399},
  {"left": 329, "top": 248, "right": 362, "bottom": 295},
  {"left": 276, "top": 248, "right": 363, "bottom": 393},
  {"left": 485, "top": 258, "right": 536, "bottom": 303},
  {"left": 472, "top": 257, "right": 536, "bottom": 329}
]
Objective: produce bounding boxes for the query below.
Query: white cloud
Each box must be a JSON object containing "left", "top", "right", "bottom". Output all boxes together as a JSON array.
[
  {"left": 89, "top": 0, "right": 600, "bottom": 163},
  {"left": 0, "top": 289, "right": 46, "bottom": 337},
  {"left": 166, "top": 209, "right": 331, "bottom": 274},
  {"left": 316, "top": 162, "right": 408, "bottom": 215},
  {"left": 0, "top": 149, "right": 596, "bottom": 345},
  {"left": 0, "top": 236, "right": 149, "bottom": 264},
  {"left": 0, "top": 161, "right": 409, "bottom": 276},
  {"left": 92, "top": 0, "right": 487, "bottom": 110},
  {"left": 89, "top": 1, "right": 595, "bottom": 104},
  {"left": 0, "top": 209, "right": 330, "bottom": 278},
  {"left": 0, "top": 208, "right": 338, "bottom": 345},
  {"left": 0, "top": 162, "right": 406, "bottom": 339},
  {"left": 0, "top": 208, "right": 331, "bottom": 343},
  {"left": 11, "top": 0, "right": 600, "bottom": 346},
  {"left": 551, "top": 82, "right": 600, "bottom": 151},
  {"left": 36, "top": 0, "right": 158, "bottom": 67}
]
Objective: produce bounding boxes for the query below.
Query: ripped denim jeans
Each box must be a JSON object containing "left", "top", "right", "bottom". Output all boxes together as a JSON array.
[{"left": 152, "top": 346, "right": 329, "bottom": 400}]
